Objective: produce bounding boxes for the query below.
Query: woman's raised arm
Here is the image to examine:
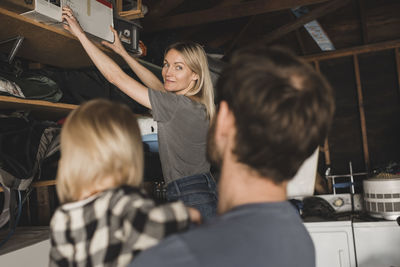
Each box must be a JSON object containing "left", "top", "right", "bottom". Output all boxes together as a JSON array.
[
  {"left": 101, "top": 27, "right": 164, "bottom": 91},
  {"left": 62, "top": 7, "right": 152, "bottom": 109}
]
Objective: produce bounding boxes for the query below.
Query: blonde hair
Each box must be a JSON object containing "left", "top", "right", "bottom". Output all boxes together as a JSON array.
[
  {"left": 56, "top": 99, "right": 143, "bottom": 203},
  {"left": 166, "top": 42, "right": 215, "bottom": 121}
]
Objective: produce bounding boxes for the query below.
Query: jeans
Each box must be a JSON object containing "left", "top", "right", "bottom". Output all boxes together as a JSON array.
[{"left": 166, "top": 172, "right": 218, "bottom": 221}]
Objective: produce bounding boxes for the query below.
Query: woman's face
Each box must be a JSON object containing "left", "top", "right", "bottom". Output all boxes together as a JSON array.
[{"left": 162, "top": 49, "right": 198, "bottom": 94}]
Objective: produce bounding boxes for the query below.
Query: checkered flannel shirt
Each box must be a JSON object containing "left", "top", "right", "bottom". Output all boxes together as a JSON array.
[{"left": 49, "top": 185, "right": 190, "bottom": 267}]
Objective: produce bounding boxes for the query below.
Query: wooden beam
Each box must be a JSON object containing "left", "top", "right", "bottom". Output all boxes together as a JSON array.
[
  {"left": 314, "top": 61, "right": 332, "bottom": 166},
  {"left": 223, "top": 16, "right": 257, "bottom": 59},
  {"left": 396, "top": 48, "right": 400, "bottom": 101},
  {"left": 36, "top": 187, "right": 51, "bottom": 225},
  {"left": 0, "top": 180, "right": 57, "bottom": 192},
  {"left": 145, "top": 0, "right": 184, "bottom": 19},
  {"left": 357, "top": 0, "right": 369, "bottom": 44},
  {"left": 262, "top": 0, "right": 350, "bottom": 44},
  {"left": 304, "top": 39, "right": 400, "bottom": 61},
  {"left": 294, "top": 29, "right": 307, "bottom": 55},
  {"left": 315, "top": 60, "right": 333, "bottom": 193},
  {"left": 288, "top": 10, "right": 307, "bottom": 55},
  {"left": 353, "top": 54, "right": 370, "bottom": 171},
  {"left": 217, "top": 0, "right": 244, "bottom": 7},
  {"left": 144, "top": 0, "right": 329, "bottom": 32}
]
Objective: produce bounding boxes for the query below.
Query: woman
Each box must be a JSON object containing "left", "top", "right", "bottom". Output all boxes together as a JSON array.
[{"left": 62, "top": 7, "right": 217, "bottom": 219}]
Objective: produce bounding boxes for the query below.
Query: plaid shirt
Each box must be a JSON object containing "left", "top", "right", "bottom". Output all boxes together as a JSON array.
[{"left": 49, "top": 185, "right": 190, "bottom": 267}]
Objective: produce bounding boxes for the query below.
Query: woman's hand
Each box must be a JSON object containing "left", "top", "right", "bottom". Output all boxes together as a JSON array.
[
  {"left": 187, "top": 207, "right": 202, "bottom": 224},
  {"left": 101, "top": 26, "right": 128, "bottom": 57},
  {"left": 62, "top": 6, "right": 85, "bottom": 38}
]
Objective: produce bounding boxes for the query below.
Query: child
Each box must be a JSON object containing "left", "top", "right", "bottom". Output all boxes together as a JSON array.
[{"left": 49, "top": 99, "right": 198, "bottom": 267}]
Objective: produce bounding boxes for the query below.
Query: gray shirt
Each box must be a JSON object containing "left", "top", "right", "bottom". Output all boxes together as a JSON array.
[
  {"left": 148, "top": 88, "right": 210, "bottom": 184},
  {"left": 132, "top": 201, "right": 315, "bottom": 267}
]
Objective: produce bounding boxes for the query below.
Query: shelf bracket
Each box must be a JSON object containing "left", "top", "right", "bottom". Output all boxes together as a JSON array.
[{"left": 0, "top": 35, "right": 25, "bottom": 64}]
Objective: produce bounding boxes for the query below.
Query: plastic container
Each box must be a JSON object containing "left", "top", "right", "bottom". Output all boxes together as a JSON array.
[{"left": 142, "top": 133, "right": 158, "bottom": 153}]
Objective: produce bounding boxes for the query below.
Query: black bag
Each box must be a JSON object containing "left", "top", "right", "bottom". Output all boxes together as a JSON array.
[
  {"left": 0, "top": 112, "right": 61, "bottom": 190},
  {"left": 0, "top": 73, "right": 62, "bottom": 103}
]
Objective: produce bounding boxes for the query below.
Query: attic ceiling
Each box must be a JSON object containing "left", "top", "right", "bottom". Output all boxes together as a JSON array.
[
  {"left": 137, "top": 0, "right": 400, "bottom": 65},
  {"left": 1, "top": 0, "right": 400, "bottom": 68}
]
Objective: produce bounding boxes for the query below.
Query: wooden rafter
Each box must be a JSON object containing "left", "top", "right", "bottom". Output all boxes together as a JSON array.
[
  {"left": 262, "top": 0, "right": 350, "bottom": 44},
  {"left": 143, "top": 0, "right": 329, "bottom": 32},
  {"left": 217, "top": 0, "right": 244, "bottom": 7},
  {"left": 223, "top": 16, "right": 257, "bottom": 59},
  {"left": 288, "top": 10, "right": 307, "bottom": 55},
  {"left": 145, "top": 0, "right": 185, "bottom": 19},
  {"left": 357, "top": 0, "right": 369, "bottom": 44},
  {"left": 304, "top": 39, "right": 400, "bottom": 61}
]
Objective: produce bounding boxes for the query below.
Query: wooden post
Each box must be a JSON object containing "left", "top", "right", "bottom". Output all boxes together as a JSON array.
[
  {"left": 357, "top": 0, "right": 369, "bottom": 44},
  {"left": 395, "top": 48, "right": 400, "bottom": 100},
  {"left": 315, "top": 60, "right": 333, "bottom": 192},
  {"left": 36, "top": 187, "right": 51, "bottom": 225},
  {"left": 314, "top": 61, "right": 331, "bottom": 165},
  {"left": 353, "top": 54, "right": 370, "bottom": 171},
  {"left": 288, "top": 10, "right": 307, "bottom": 56}
]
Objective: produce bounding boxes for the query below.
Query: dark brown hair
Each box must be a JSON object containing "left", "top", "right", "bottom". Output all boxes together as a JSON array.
[{"left": 216, "top": 45, "right": 335, "bottom": 183}]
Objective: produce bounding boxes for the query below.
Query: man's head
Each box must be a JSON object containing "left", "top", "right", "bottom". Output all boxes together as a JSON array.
[{"left": 208, "top": 45, "right": 334, "bottom": 184}]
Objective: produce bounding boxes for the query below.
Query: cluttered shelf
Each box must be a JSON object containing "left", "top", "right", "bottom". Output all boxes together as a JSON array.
[
  {"left": 0, "top": 5, "right": 124, "bottom": 69},
  {"left": 0, "top": 95, "right": 78, "bottom": 120}
]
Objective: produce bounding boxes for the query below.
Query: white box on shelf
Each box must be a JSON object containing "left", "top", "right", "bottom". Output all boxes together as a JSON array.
[{"left": 21, "top": 0, "right": 114, "bottom": 42}]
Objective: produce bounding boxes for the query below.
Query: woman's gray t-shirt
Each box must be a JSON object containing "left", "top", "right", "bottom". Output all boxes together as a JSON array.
[{"left": 148, "top": 88, "right": 210, "bottom": 184}]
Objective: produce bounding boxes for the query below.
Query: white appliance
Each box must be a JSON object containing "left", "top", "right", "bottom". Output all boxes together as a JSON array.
[
  {"left": 353, "top": 220, "right": 400, "bottom": 267},
  {"left": 363, "top": 176, "right": 400, "bottom": 220},
  {"left": 304, "top": 221, "right": 356, "bottom": 267}
]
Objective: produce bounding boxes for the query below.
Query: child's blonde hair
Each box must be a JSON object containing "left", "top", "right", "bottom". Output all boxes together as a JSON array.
[{"left": 56, "top": 99, "right": 143, "bottom": 203}]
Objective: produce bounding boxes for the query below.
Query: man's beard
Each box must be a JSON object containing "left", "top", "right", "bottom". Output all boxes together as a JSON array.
[{"left": 206, "top": 117, "right": 222, "bottom": 167}]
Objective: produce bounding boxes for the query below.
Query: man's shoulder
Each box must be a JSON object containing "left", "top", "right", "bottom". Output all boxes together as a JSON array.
[
  {"left": 131, "top": 203, "right": 315, "bottom": 267},
  {"left": 131, "top": 231, "right": 202, "bottom": 267}
]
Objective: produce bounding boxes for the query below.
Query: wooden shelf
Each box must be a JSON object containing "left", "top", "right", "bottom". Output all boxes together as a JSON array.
[
  {"left": 0, "top": 226, "right": 50, "bottom": 255},
  {"left": 0, "top": 6, "right": 123, "bottom": 68},
  {"left": 0, "top": 180, "right": 56, "bottom": 192},
  {"left": 0, "top": 95, "right": 78, "bottom": 119}
]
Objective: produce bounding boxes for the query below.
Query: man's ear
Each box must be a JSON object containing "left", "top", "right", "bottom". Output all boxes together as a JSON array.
[{"left": 215, "top": 101, "right": 235, "bottom": 141}]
